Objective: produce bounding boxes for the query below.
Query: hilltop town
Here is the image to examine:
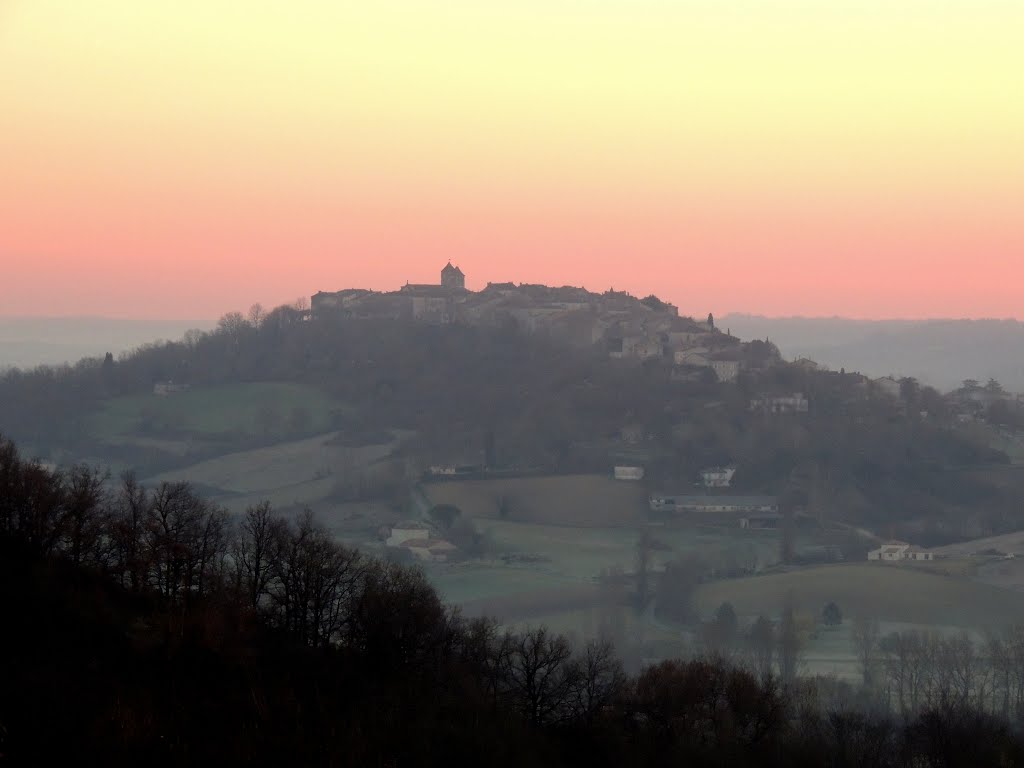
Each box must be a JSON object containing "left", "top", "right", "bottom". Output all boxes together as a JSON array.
[{"left": 312, "top": 262, "right": 764, "bottom": 383}]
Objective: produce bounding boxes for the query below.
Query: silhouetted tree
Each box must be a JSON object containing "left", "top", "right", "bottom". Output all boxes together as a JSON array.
[{"left": 822, "top": 601, "right": 843, "bottom": 627}]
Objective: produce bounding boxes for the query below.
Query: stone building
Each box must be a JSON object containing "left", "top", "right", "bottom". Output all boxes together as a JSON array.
[{"left": 441, "top": 261, "right": 466, "bottom": 289}]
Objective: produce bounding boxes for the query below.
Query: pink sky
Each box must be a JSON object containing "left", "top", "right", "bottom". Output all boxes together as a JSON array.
[{"left": 2, "top": 1, "right": 1022, "bottom": 321}]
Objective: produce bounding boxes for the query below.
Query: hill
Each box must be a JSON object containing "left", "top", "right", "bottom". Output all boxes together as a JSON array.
[{"left": 1, "top": 293, "right": 1023, "bottom": 543}]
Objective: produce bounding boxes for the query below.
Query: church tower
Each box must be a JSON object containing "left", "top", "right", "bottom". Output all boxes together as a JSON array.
[{"left": 441, "top": 261, "right": 465, "bottom": 289}]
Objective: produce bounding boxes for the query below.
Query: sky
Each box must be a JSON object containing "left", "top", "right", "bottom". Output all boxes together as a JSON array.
[{"left": 1, "top": 0, "right": 1022, "bottom": 320}]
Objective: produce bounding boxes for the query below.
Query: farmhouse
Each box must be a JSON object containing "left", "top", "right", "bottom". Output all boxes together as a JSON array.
[
  {"left": 867, "top": 541, "right": 935, "bottom": 561},
  {"left": 650, "top": 494, "right": 778, "bottom": 514},
  {"left": 700, "top": 466, "right": 736, "bottom": 488},
  {"left": 614, "top": 466, "right": 645, "bottom": 481},
  {"left": 386, "top": 522, "right": 432, "bottom": 547}
]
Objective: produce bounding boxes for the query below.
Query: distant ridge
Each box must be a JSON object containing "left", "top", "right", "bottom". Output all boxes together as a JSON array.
[
  {"left": 0, "top": 316, "right": 212, "bottom": 370},
  {"left": 723, "top": 315, "right": 1024, "bottom": 392}
]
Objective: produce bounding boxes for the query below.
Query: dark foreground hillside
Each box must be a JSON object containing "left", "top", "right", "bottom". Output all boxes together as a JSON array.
[{"left": 2, "top": 436, "right": 1024, "bottom": 767}]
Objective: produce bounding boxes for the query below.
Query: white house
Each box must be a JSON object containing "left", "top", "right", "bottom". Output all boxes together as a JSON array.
[
  {"left": 867, "top": 541, "right": 935, "bottom": 562},
  {"left": 710, "top": 360, "right": 741, "bottom": 383},
  {"left": 614, "top": 466, "right": 645, "bottom": 481},
  {"left": 700, "top": 466, "right": 736, "bottom": 488}
]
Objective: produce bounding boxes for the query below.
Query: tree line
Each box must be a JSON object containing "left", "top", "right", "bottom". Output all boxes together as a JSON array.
[{"left": 3, "top": 432, "right": 1024, "bottom": 766}]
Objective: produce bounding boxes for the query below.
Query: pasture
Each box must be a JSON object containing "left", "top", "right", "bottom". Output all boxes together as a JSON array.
[
  {"left": 146, "top": 431, "right": 405, "bottom": 512},
  {"left": 471, "top": 518, "right": 780, "bottom": 580},
  {"left": 423, "top": 474, "right": 649, "bottom": 526},
  {"left": 90, "top": 382, "right": 343, "bottom": 443},
  {"left": 693, "top": 562, "right": 1024, "bottom": 628}
]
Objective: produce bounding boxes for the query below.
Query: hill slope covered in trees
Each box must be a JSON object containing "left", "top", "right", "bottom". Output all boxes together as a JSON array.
[{"left": 0, "top": 303, "right": 1021, "bottom": 541}]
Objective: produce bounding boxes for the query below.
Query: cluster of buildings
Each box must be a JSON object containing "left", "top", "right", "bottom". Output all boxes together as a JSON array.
[
  {"left": 384, "top": 521, "right": 457, "bottom": 563},
  {"left": 749, "top": 393, "right": 809, "bottom": 414},
  {"left": 311, "top": 263, "right": 757, "bottom": 381}
]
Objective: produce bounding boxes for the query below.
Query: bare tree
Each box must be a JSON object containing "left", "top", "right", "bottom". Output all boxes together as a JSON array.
[
  {"left": 15, "top": 460, "right": 67, "bottom": 557},
  {"left": 851, "top": 615, "right": 881, "bottom": 687},
  {"left": 192, "top": 502, "right": 230, "bottom": 600},
  {"left": 233, "top": 501, "right": 280, "bottom": 610},
  {"left": 501, "top": 626, "right": 578, "bottom": 726},
  {"left": 702, "top": 602, "right": 739, "bottom": 660},
  {"left": 60, "top": 463, "right": 109, "bottom": 568},
  {"left": 216, "top": 311, "right": 250, "bottom": 337},
  {"left": 779, "top": 596, "right": 803, "bottom": 685},
  {"left": 109, "top": 471, "right": 151, "bottom": 591},
  {"left": 747, "top": 615, "right": 776, "bottom": 684},
  {"left": 182, "top": 328, "right": 205, "bottom": 349},
  {"left": 146, "top": 482, "right": 209, "bottom": 604},
  {"left": 635, "top": 529, "right": 652, "bottom": 610},
  {"left": 656, "top": 554, "right": 703, "bottom": 623},
  {"left": 247, "top": 302, "right": 267, "bottom": 329},
  {"left": 568, "top": 639, "right": 626, "bottom": 724},
  {"left": 270, "top": 510, "right": 363, "bottom": 647}
]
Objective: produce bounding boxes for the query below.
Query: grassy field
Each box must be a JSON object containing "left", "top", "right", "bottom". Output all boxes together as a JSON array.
[
  {"left": 932, "top": 531, "right": 1024, "bottom": 557},
  {"left": 471, "top": 518, "right": 780, "bottom": 580},
  {"left": 90, "top": 382, "right": 343, "bottom": 443},
  {"left": 146, "top": 431, "right": 403, "bottom": 513},
  {"left": 430, "top": 564, "right": 587, "bottom": 605},
  {"left": 424, "top": 474, "right": 651, "bottom": 526},
  {"left": 694, "top": 563, "right": 1024, "bottom": 628}
]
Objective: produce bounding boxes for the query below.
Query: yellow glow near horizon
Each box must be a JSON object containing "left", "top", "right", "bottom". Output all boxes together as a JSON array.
[{"left": 2, "top": 0, "right": 1022, "bottom": 318}]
